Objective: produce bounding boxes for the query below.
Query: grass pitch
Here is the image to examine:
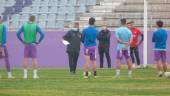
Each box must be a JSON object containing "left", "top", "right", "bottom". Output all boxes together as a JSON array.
[{"left": 0, "top": 67, "right": 170, "bottom": 96}]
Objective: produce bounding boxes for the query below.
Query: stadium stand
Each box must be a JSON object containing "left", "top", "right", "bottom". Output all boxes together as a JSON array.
[
  {"left": 0, "top": 0, "right": 169, "bottom": 29},
  {"left": 79, "top": 0, "right": 170, "bottom": 29}
]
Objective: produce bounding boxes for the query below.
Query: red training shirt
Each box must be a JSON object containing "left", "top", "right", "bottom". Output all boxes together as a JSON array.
[{"left": 130, "top": 27, "right": 143, "bottom": 47}]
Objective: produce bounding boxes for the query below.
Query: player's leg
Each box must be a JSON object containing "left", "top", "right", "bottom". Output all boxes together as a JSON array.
[
  {"left": 3, "top": 47, "right": 14, "bottom": 78},
  {"left": 84, "top": 55, "right": 90, "bottom": 78},
  {"left": 0, "top": 47, "right": 5, "bottom": 78},
  {"left": 134, "top": 47, "right": 141, "bottom": 68},
  {"left": 32, "top": 58, "right": 39, "bottom": 79},
  {"left": 130, "top": 47, "right": 135, "bottom": 68},
  {"left": 115, "top": 59, "right": 121, "bottom": 77},
  {"left": 125, "top": 50, "right": 133, "bottom": 77},
  {"left": 68, "top": 52, "right": 74, "bottom": 74},
  {"left": 83, "top": 48, "right": 90, "bottom": 78},
  {"left": 162, "top": 51, "right": 167, "bottom": 73},
  {"left": 156, "top": 60, "right": 163, "bottom": 77},
  {"left": 73, "top": 52, "right": 79, "bottom": 74},
  {"left": 115, "top": 50, "right": 122, "bottom": 77},
  {"left": 99, "top": 47, "right": 104, "bottom": 68},
  {"left": 154, "top": 51, "right": 163, "bottom": 77},
  {"left": 91, "top": 60, "right": 97, "bottom": 78},
  {"left": 90, "top": 48, "right": 97, "bottom": 78},
  {"left": 23, "top": 58, "right": 29, "bottom": 79},
  {"left": 126, "top": 58, "right": 133, "bottom": 78},
  {"left": 105, "top": 47, "right": 111, "bottom": 68},
  {"left": 30, "top": 45, "right": 39, "bottom": 79},
  {"left": 23, "top": 45, "right": 30, "bottom": 79},
  {"left": 162, "top": 62, "right": 167, "bottom": 73}
]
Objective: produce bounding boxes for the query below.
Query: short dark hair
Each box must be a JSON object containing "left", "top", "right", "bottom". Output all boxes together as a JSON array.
[
  {"left": 89, "top": 17, "right": 95, "bottom": 25},
  {"left": 156, "top": 20, "right": 163, "bottom": 27},
  {"left": 127, "top": 21, "right": 134, "bottom": 24},
  {"left": 120, "top": 18, "right": 126, "bottom": 25},
  {"left": 29, "top": 15, "right": 36, "bottom": 22}
]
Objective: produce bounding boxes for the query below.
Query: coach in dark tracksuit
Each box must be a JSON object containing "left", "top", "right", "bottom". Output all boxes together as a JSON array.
[
  {"left": 97, "top": 27, "right": 111, "bottom": 68},
  {"left": 63, "top": 23, "right": 81, "bottom": 74}
]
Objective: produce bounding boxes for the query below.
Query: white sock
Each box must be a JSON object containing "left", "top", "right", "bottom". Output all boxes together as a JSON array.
[
  {"left": 128, "top": 70, "right": 132, "bottom": 76},
  {"left": 24, "top": 69, "right": 28, "bottom": 78},
  {"left": 33, "top": 69, "right": 38, "bottom": 77},
  {"left": 8, "top": 72, "right": 12, "bottom": 77},
  {"left": 116, "top": 69, "right": 120, "bottom": 76},
  {"left": 158, "top": 71, "right": 163, "bottom": 75}
]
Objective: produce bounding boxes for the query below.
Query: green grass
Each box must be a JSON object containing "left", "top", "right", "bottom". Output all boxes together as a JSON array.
[{"left": 0, "top": 68, "right": 170, "bottom": 96}]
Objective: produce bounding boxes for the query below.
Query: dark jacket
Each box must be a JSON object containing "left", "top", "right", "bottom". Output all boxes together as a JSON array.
[
  {"left": 63, "top": 29, "right": 81, "bottom": 52},
  {"left": 97, "top": 29, "right": 111, "bottom": 48}
]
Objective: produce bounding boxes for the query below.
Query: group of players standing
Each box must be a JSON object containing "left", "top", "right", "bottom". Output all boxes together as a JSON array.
[
  {"left": 63, "top": 17, "right": 168, "bottom": 78},
  {"left": 0, "top": 15, "right": 44, "bottom": 79},
  {"left": 0, "top": 15, "right": 167, "bottom": 79}
]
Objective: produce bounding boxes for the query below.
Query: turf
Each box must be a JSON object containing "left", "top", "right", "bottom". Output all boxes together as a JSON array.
[{"left": 0, "top": 68, "right": 170, "bottom": 96}]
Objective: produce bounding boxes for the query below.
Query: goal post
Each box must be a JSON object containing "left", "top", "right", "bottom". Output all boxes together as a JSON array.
[{"left": 143, "top": 0, "right": 148, "bottom": 67}]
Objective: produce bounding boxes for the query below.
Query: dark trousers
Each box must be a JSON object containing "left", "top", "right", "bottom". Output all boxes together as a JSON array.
[
  {"left": 98, "top": 47, "right": 111, "bottom": 68},
  {"left": 130, "top": 47, "right": 140, "bottom": 65},
  {"left": 67, "top": 51, "right": 79, "bottom": 73}
]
